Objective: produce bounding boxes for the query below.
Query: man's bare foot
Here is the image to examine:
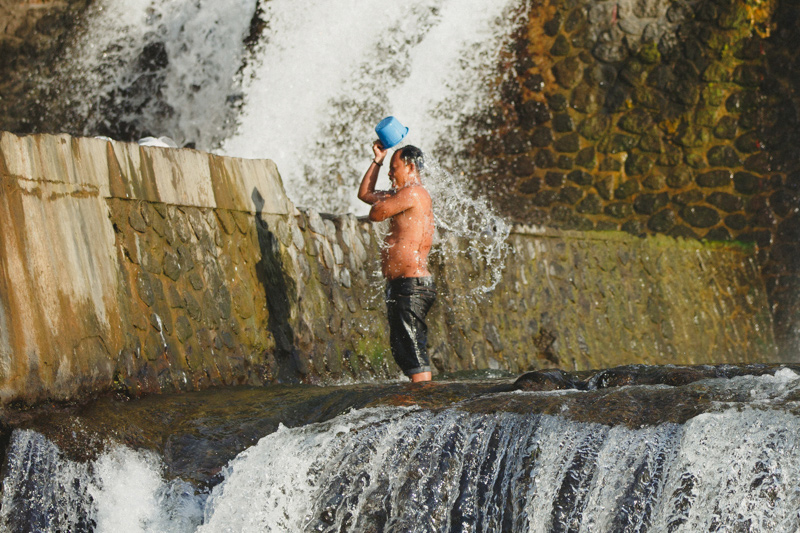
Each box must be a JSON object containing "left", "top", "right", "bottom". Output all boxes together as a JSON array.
[{"left": 411, "top": 371, "right": 432, "bottom": 383}]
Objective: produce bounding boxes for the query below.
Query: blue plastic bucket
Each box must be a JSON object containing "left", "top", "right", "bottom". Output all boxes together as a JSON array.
[{"left": 375, "top": 116, "right": 409, "bottom": 149}]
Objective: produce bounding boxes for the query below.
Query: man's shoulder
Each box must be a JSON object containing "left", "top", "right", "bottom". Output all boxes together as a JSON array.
[{"left": 400, "top": 183, "right": 431, "bottom": 202}]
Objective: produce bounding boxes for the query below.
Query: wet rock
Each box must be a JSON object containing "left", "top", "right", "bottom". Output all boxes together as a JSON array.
[
  {"left": 615, "top": 180, "right": 640, "bottom": 199},
  {"left": 638, "top": 134, "right": 662, "bottom": 153},
  {"left": 546, "top": 172, "right": 566, "bottom": 188},
  {"left": 570, "top": 83, "right": 601, "bottom": 114},
  {"left": 575, "top": 147, "right": 596, "bottom": 169},
  {"left": 667, "top": 167, "right": 692, "bottom": 189},
  {"left": 544, "top": 12, "right": 562, "bottom": 36},
  {"left": 567, "top": 170, "right": 593, "bottom": 186},
  {"left": 648, "top": 209, "right": 676, "bottom": 232},
  {"left": 707, "top": 145, "right": 742, "bottom": 167},
  {"left": 672, "top": 189, "right": 703, "bottom": 206},
  {"left": 552, "top": 113, "right": 574, "bottom": 133},
  {"left": 533, "top": 190, "right": 559, "bottom": 207},
  {"left": 605, "top": 202, "right": 634, "bottom": 218},
  {"left": 603, "top": 134, "right": 638, "bottom": 154},
  {"left": 513, "top": 368, "right": 582, "bottom": 391},
  {"left": 696, "top": 170, "right": 732, "bottom": 188},
  {"left": 559, "top": 186, "right": 584, "bottom": 205},
  {"left": 552, "top": 56, "right": 583, "bottom": 89},
  {"left": 680, "top": 205, "right": 720, "bottom": 228},
  {"left": 634, "top": 192, "right": 669, "bottom": 215},
  {"left": 706, "top": 192, "right": 743, "bottom": 212},
  {"left": 593, "top": 37, "right": 629, "bottom": 63},
  {"left": 704, "top": 227, "right": 731, "bottom": 241},
  {"left": 557, "top": 155, "right": 574, "bottom": 170},
  {"left": 550, "top": 34, "right": 571, "bottom": 56},
  {"left": 733, "top": 171, "right": 762, "bottom": 194},
  {"left": 519, "top": 177, "right": 542, "bottom": 195},
  {"left": 578, "top": 115, "right": 610, "bottom": 140},
  {"left": 512, "top": 155, "right": 536, "bottom": 177},
  {"left": 725, "top": 213, "right": 747, "bottom": 230},
  {"left": 519, "top": 100, "right": 552, "bottom": 129},
  {"left": 503, "top": 130, "right": 532, "bottom": 154},
  {"left": 625, "top": 153, "right": 654, "bottom": 176},
  {"left": 577, "top": 194, "right": 603, "bottom": 214},
  {"left": 547, "top": 94, "right": 569, "bottom": 113},
  {"left": 642, "top": 173, "right": 666, "bottom": 190},
  {"left": 535, "top": 149, "right": 557, "bottom": 168},
  {"left": 744, "top": 152, "right": 771, "bottom": 174},
  {"left": 524, "top": 74, "right": 545, "bottom": 92},
  {"left": 531, "top": 127, "right": 555, "bottom": 147},
  {"left": 734, "top": 132, "right": 762, "bottom": 153},
  {"left": 713, "top": 116, "right": 738, "bottom": 139},
  {"left": 554, "top": 132, "right": 580, "bottom": 153}
]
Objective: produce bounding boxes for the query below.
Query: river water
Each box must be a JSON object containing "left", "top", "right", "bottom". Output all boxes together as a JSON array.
[{"left": 2, "top": 365, "right": 800, "bottom": 532}]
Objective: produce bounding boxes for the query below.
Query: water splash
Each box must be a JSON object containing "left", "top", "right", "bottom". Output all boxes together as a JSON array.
[
  {"left": 52, "top": 0, "right": 255, "bottom": 147},
  {"left": 424, "top": 155, "right": 511, "bottom": 297},
  {"left": 221, "top": 0, "right": 529, "bottom": 215}
]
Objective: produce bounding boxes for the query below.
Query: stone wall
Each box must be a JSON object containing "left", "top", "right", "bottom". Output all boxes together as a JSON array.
[
  {"left": 0, "top": 131, "right": 780, "bottom": 404},
  {"left": 464, "top": 0, "right": 800, "bottom": 357}
]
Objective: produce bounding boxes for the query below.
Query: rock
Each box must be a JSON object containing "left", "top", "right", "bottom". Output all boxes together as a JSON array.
[
  {"left": 553, "top": 113, "right": 574, "bottom": 133},
  {"left": 707, "top": 145, "right": 742, "bottom": 167},
  {"left": 648, "top": 209, "right": 676, "bottom": 232},
  {"left": 634, "top": 192, "right": 669, "bottom": 214},
  {"left": 625, "top": 153, "right": 654, "bottom": 176},
  {"left": 552, "top": 56, "right": 583, "bottom": 89},
  {"left": 680, "top": 205, "right": 720, "bottom": 228},
  {"left": 696, "top": 170, "right": 732, "bottom": 188},
  {"left": 554, "top": 132, "right": 580, "bottom": 153},
  {"left": 733, "top": 171, "right": 762, "bottom": 194},
  {"left": 706, "top": 192, "right": 743, "bottom": 212},
  {"left": 513, "top": 368, "right": 582, "bottom": 391}
]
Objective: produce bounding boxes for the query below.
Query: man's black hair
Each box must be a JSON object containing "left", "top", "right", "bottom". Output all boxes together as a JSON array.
[{"left": 398, "top": 145, "right": 425, "bottom": 172}]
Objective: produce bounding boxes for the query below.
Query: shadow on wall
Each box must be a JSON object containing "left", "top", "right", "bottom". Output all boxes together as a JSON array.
[{"left": 251, "top": 188, "right": 301, "bottom": 382}]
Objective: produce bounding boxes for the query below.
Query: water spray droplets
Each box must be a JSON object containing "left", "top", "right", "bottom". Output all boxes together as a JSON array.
[{"left": 424, "top": 154, "right": 510, "bottom": 299}]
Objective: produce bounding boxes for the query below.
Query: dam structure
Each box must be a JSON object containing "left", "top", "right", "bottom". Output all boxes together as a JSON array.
[{"left": 0, "top": 130, "right": 779, "bottom": 405}]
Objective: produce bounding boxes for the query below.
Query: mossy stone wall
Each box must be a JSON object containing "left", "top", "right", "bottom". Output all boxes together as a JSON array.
[{"left": 467, "top": 0, "right": 799, "bottom": 356}]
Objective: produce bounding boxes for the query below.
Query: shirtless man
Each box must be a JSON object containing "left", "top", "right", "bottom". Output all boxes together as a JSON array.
[{"left": 357, "top": 141, "right": 436, "bottom": 382}]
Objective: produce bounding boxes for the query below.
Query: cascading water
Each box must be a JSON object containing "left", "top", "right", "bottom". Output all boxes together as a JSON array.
[
  {"left": 3, "top": 368, "right": 800, "bottom": 532},
  {"left": 53, "top": 0, "right": 523, "bottom": 294}
]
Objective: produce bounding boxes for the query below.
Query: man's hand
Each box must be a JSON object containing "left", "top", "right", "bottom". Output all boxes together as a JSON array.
[{"left": 373, "top": 141, "right": 388, "bottom": 164}]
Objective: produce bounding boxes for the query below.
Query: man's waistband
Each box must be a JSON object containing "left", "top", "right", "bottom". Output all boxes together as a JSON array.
[{"left": 387, "top": 276, "right": 435, "bottom": 289}]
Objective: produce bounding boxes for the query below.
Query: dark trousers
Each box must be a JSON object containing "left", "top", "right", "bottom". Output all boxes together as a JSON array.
[{"left": 385, "top": 277, "right": 437, "bottom": 376}]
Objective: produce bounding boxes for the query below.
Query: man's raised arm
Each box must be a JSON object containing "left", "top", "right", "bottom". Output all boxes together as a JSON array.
[{"left": 357, "top": 142, "right": 389, "bottom": 205}]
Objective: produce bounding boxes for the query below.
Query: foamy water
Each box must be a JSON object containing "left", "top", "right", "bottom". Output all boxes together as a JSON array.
[{"left": 4, "top": 371, "right": 800, "bottom": 532}]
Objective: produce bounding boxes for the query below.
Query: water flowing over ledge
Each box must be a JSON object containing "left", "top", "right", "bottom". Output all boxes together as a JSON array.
[{"left": 3, "top": 366, "right": 800, "bottom": 532}]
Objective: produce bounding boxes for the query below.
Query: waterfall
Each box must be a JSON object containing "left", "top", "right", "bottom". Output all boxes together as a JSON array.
[
  {"left": 4, "top": 370, "right": 800, "bottom": 532},
  {"left": 55, "top": 0, "right": 527, "bottom": 215},
  {"left": 52, "top": 0, "right": 523, "bottom": 294}
]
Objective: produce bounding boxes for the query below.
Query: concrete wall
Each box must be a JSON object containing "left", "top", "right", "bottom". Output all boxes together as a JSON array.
[{"left": 0, "top": 131, "right": 779, "bottom": 404}]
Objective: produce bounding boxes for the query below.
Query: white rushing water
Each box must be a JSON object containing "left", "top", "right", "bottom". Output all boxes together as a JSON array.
[
  {"left": 219, "top": 0, "right": 526, "bottom": 215},
  {"left": 4, "top": 370, "right": 800, "bottom": 532},
  {"left": 59, "top": 0, "right": 526, "bottom": 215},
  {"left": 56, "top": 0, "right": 522, "bottom": 294},
  {"left": 56, "top": 0, "right": 256, "bottom": 148}
]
